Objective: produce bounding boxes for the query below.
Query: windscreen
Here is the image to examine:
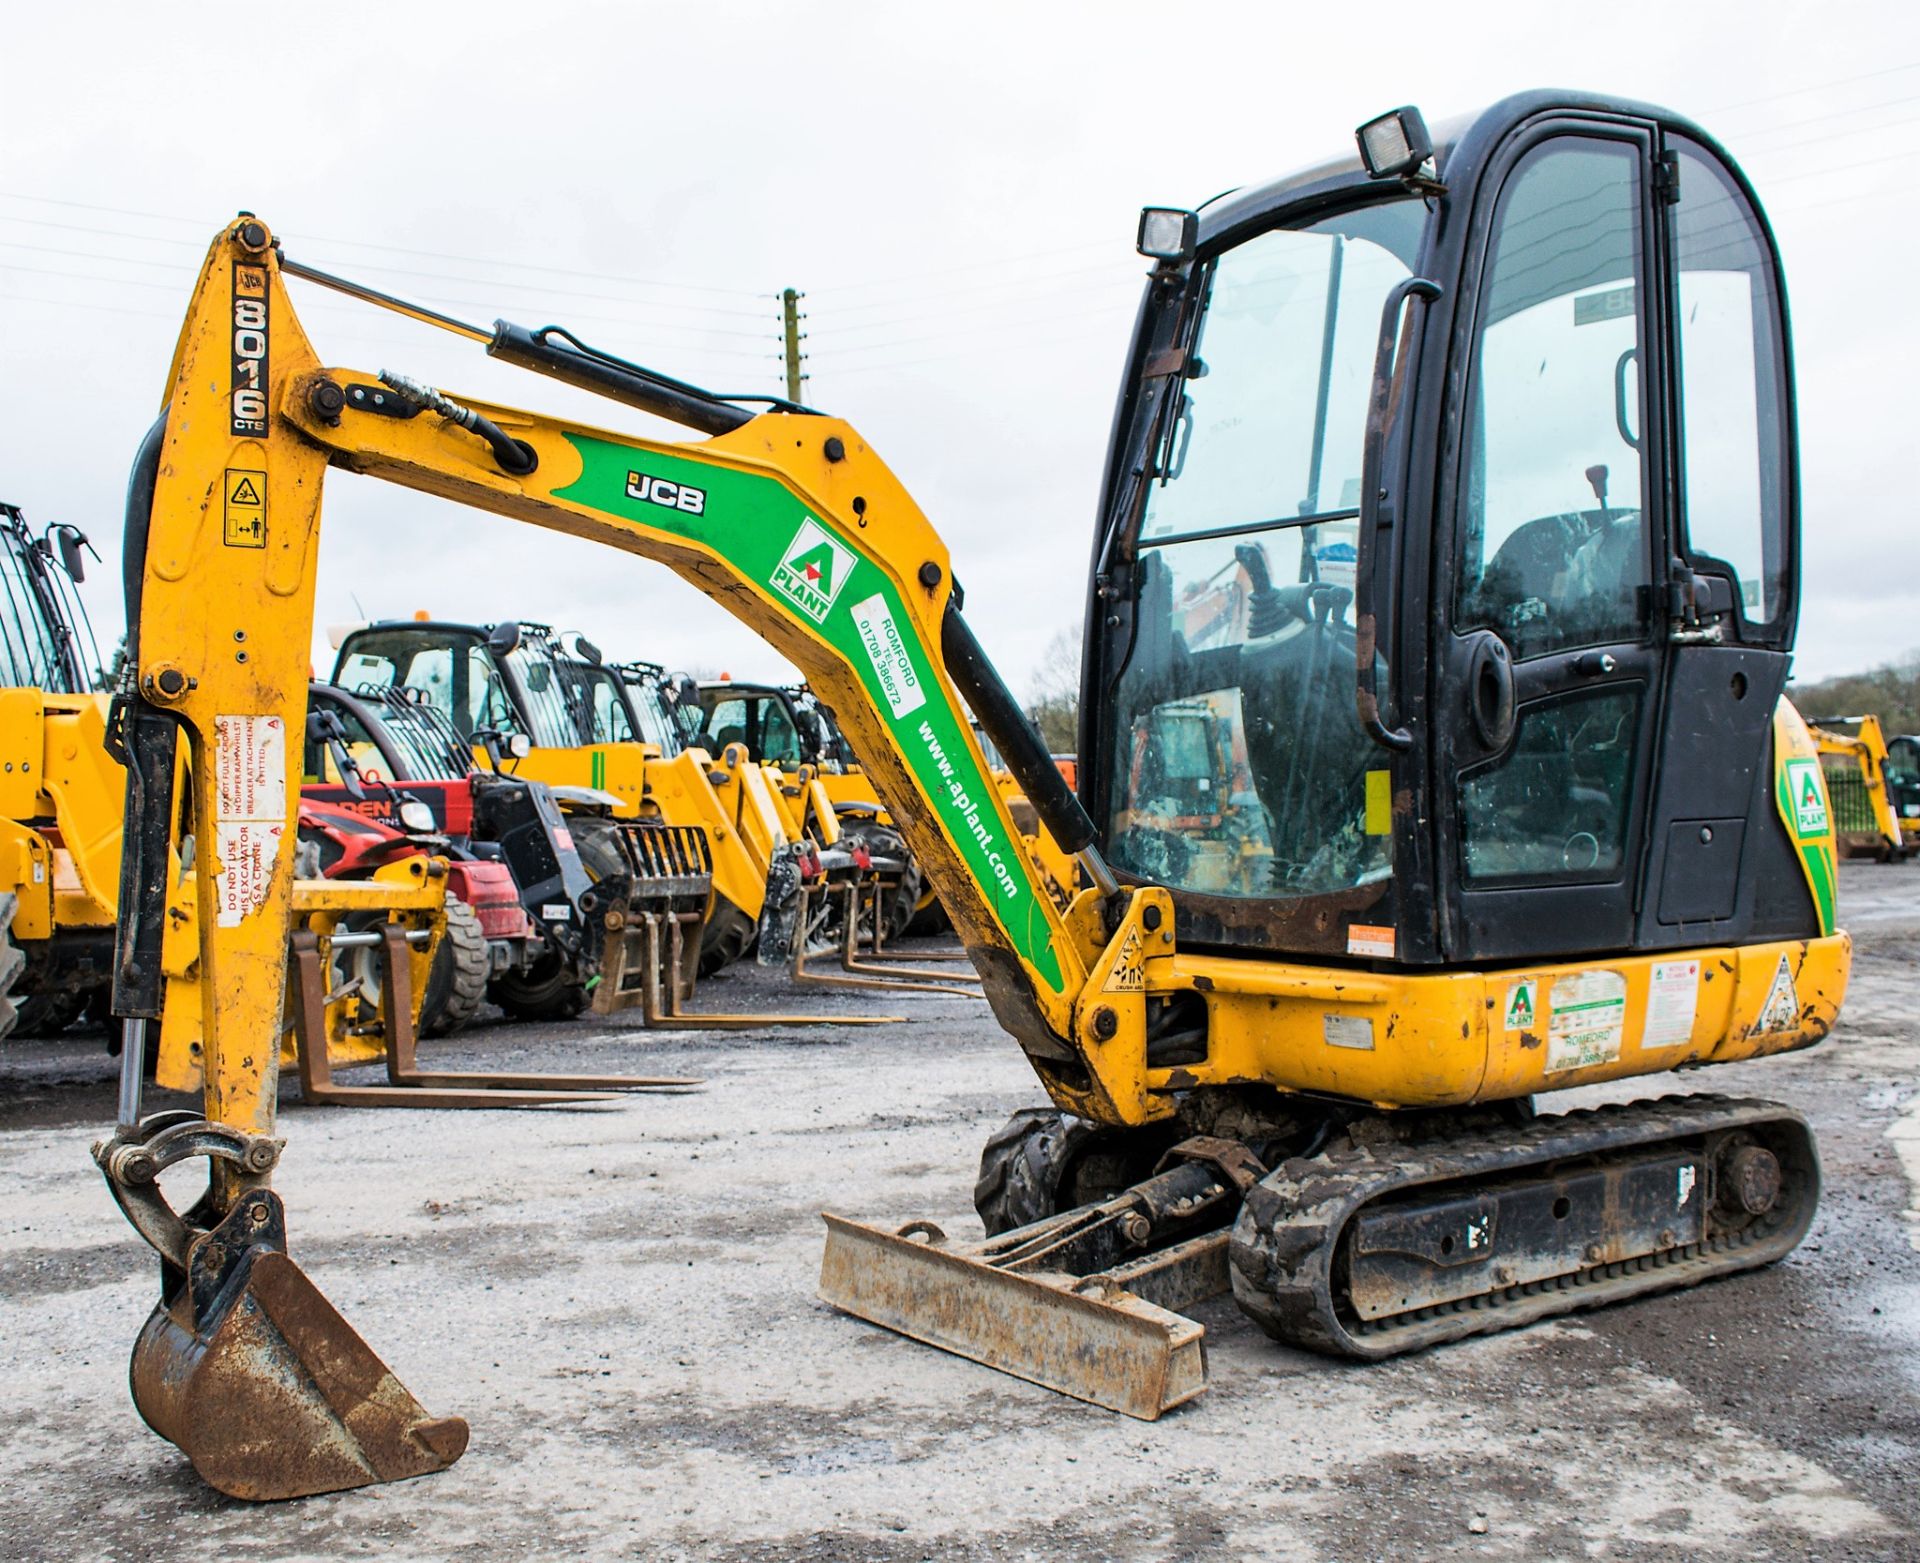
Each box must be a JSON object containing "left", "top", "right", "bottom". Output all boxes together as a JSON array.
[
  {"left": 1105, "top": 198, "right": 1425, "bottom": 907},
  {"left": 336, "top": 628, "right": 573, "bottom": 750}
]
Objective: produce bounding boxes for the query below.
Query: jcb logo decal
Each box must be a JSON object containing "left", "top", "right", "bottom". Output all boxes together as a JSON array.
[{"left": 626, "top": 470, "right": 706, "bottom": 515}]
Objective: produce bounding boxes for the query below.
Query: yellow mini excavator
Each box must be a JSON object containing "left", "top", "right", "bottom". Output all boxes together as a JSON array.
[
  {"left": 96, "top": 89, "right": 1846, "bottom": 1499},
  {"left": 1808, "top": 714, "right": 1909, "bottom": 860}
]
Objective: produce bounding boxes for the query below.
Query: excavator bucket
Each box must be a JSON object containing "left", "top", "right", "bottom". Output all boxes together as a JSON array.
[
  {"left": 129, "top": 1186, "right": 467, "bottom": 1499},
  {"left": 97, "top": 1114, "right": 467, "bottom": 1501}
]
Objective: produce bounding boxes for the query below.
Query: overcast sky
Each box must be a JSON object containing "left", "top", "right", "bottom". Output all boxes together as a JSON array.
[{"left": 2, "top": 1, "right": 1915, "bottom": 697}]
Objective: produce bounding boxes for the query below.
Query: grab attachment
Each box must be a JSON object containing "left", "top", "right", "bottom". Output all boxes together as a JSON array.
[{"left": 93, "top": 1114, "right": 469, "bottom": 1500}]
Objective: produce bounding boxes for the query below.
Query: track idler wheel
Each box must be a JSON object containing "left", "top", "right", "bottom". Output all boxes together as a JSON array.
[{"left": 94, "top": 1116, "right": 468, "bottom": 1500}]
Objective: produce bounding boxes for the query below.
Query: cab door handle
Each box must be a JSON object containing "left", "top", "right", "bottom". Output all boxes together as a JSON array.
[{"left": 1464, "top": 632, "right": 1516, "bottom": 750}]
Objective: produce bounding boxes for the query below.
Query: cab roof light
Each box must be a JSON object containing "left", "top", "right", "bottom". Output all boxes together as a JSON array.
[
  {"left": 1136, "top": 207, "right": 1197, "bottom": 265},
  {"left": 1357, "top": 106, "right": 1442, "bottom": 191}
]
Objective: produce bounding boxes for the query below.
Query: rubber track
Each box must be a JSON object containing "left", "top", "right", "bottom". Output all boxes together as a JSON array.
[{"left": 1229, "top": 1094, "right": 1819, "bottom": 1360}]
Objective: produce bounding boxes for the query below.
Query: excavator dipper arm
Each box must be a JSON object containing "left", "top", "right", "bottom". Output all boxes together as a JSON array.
[{"left": 125, "top": 220, "right": 1144, "bottom": 1135}]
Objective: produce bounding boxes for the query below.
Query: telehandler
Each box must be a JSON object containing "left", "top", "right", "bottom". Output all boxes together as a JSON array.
[
  {"left": 334, "top": 616, "right": 799, "bottom": 974},
  {"left": 0, "top": 500, "right": 117, "bottom": 1036},
  {"left": 96, "top": 89, "right": 1845, "bottom": 1499},
  {"left": 302, "top": 680, "right": 712, "bottom": 1026}
]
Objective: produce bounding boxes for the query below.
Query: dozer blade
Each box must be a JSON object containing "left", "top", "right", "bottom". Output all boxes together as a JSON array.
[
  {"left": 129, "top": 1185, "right": 466, "bottom": 1500},
  {"left": 819, "top": 1213, "right": 1211, "bottom": 1420}
]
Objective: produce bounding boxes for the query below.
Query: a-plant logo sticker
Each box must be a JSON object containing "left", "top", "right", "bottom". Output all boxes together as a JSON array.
[
  {"left": 1783, "top": 757, "right": 1829, "bottom": 837},
  {"left": 770, "top": 517, "right": 856, "bottom": 623}
]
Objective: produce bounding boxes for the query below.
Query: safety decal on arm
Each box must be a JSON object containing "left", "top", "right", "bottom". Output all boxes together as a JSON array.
[{"left": 213, "top": 715, "right": 286, "bottom": 927}]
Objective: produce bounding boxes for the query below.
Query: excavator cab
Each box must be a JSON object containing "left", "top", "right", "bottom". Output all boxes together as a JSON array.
[{"left": 1086, "top": 93, "right": 1819, "bottom": 964}]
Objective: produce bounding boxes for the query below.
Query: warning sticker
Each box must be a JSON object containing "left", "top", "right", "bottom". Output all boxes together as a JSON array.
[
  {"left": 1756, "top": 954, "right": 1801, "bottom": 1033},
  {"left": 216, "top": 715, "right": 286, "bottom": 822},
  {"left": 214, "top": 819, "right": 283, "bottom": 928},
  {"left": 1547, "top": 968, "right": 1627, "bottom": 1073},
  {"left": 1644, "top": 960, "right": 1700, "bottom": 1048},
  {"left": 1347, "top": 924, "right": 1395, "bottom": 959},
  {"left": 849, "top": 593, "right": 926, "bottom": 719},
  {"left": 1503, "top": 978, "right": 1538, "bottom": 1033},
  {"left": 214, "top": 715, "right": 287, "bottom": 927},
  {"left": 1104, "top": 924, "right": 1145, "bottom": 993},
  {"left": 224, "top": 467, "right": 267, "bottom": 548}
]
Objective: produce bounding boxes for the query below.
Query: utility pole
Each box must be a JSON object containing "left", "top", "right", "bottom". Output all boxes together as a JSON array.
[{"left": 780, "top": 287, "right": 807, "bottom": 404}]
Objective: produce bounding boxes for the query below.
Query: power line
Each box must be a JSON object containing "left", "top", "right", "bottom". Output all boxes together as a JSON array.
[
  {"left": 0, "top": 233, "right": 785, "bottom": 355},
  {"left": 1735, "top": 112, "right": 1920, "bottom": 166},
  {"left": 809, "top": 280, "right": 1141, "bottom": 341},
  {"left": 0, "top": 212, "right": 771, "bottom": 323},
  {"left": 0, "top": 189, "right": 769, "bottom": 301},
  {"left": 808, "top": 238, "right": 1124, "bottom": 299},
  {"left": 821, "top": 297, "right": 1136, "bottom": 361},
  {"left": 1703, "top": 60, "right": 1920, "bottom": 118},
  {"left": 1718, "top": 89, "right": 1920, "bottom": 145}
]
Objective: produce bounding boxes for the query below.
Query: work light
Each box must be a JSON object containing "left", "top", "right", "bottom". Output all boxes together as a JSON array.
[
  {"left": 1357, "top": 107, "right": 1433, "bottom": 181},
  {"left": 1137, "top": 207, "right": 1197, "bottom": 264}
]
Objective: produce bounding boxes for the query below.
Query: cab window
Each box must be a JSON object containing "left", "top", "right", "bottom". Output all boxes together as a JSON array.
[
  {"left": 1454, "top": 138, "right": 1650, "bottom": 662},
  {"left": 1671, "top": 139, "right": 1790, "bottom": 628}
]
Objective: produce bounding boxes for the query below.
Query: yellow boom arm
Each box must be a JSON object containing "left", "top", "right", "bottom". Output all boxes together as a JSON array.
[
  {"left": 124, "top": 217, "right": 1849, "bottom": 1147},
  {"left": 128, "top": 218, "right": 1138, "bottom": 1131}
]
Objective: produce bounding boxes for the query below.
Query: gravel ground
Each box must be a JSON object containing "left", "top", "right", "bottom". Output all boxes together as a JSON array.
[{"left": 2, "top": 866, "right": 1917, "bottom": 1561}]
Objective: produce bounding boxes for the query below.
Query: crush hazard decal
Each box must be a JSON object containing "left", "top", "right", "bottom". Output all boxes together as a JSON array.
[
  {"left": 224, "top": 468, "right": 266, "bottom": 548},
  {"left": 1756, "top": 953, "right": 1801, "bottom": 1034},
  {"left": 1103, "top": 924, "right": 1145, "bottom": 993},
  {"left": 231, "top": 263, "right": 269, "bottom": 436},
  {"left": 552, "top": 435, "right": 1066, "bottom": 994}
]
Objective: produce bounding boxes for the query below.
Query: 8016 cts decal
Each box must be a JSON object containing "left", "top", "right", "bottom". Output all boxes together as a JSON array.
[{"left": 231, "top": 264, "right": 270, "bottom": 436}]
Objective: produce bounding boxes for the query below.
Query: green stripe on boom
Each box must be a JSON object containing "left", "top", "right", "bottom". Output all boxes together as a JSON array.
[{"left": 553, "top": 435, "right": 1067, "bottom": 993}]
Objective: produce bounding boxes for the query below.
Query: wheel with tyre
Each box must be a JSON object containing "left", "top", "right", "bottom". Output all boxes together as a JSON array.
[
  {"left": 838, "top": 819, "right": 922, "bottom": 942},
  {"left": 419, "top": 896, "right": 489, "bottom": 1036},
  {"left": 699, "top": 898, "right": 759, "bottom": 977},
  {"left": 0, "top": 893, "right": 24, "bottom": 1042},
  {"left": 973, "top": 1108, "right": 1180, "bottom": 1235},
  {"left": 490, "top": 950, "right": 590, "bottom": 1022},
  {"left": 14, "top": 986, "right": 87, "bottom": 1038}
]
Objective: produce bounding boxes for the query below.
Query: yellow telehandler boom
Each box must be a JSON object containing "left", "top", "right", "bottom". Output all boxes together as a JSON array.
[{"left": 98, "top": 89, "right": 1849, "bottom": 1500}]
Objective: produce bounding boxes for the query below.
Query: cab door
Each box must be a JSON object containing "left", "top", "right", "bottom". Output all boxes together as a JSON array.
[{"left": 1432, "top": 122, "right": 1671, "bottom": 960}]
